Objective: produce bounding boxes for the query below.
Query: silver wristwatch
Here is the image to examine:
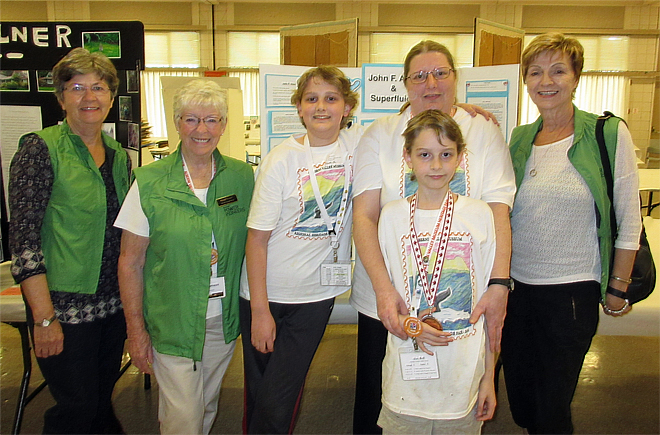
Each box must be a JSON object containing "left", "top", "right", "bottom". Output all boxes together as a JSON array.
[{"left": 35, "top": 314, "right": 57, "bottom": 327}]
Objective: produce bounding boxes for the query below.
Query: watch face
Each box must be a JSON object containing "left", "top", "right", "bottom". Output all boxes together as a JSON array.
[{"left": 42, "top": 319, "right": 52, "bottom": 327}]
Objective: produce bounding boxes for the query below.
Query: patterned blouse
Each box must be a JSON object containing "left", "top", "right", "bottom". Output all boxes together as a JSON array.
[{"left": 9, "top": 133, "right": 129, "bottom": 324}]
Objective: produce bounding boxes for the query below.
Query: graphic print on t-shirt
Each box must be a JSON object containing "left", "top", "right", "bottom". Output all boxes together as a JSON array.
[
  {"left": 401, "top": 152, "right": 468, "bottom": 198},
  {"left": 288, "top": 162, "right": 350, "bottom": 239},
  {"left": 402, "top": 232, "right": 476, "bottom": 339}
]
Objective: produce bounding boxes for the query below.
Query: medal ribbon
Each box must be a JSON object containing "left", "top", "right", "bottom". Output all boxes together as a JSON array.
[
  {"left": 182, "top": 154, "right": 220, "bottom": 281},
  {"left": 408, "top": 191, "right": 454, "bottom": 314},
  {"left": 304, "top": 135, "right": 352, "bottom": 254}
]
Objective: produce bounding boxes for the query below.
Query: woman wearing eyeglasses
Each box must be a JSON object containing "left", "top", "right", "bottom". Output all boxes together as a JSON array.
[
  {"left": 8, "top": 47, "right": 130, "bottom": 433},
  {"left": 350, "top": 40, "right": 516, "bottom": 433},
  {"left": 116, "top": 80, "right": 254, "bottom": 434}
]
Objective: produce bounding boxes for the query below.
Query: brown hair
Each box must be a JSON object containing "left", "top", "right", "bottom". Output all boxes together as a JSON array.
[
  {"left": 52, "top": 47, "right": 119, "bottom": 102},
  {"left": 290, "top": 66, "right": 359, "bottom": 129},
  {"left": 400, "top": 40, "right": 457, "bottom": 114},
  {"left": 521, "top": 33, "right": 584, "bottom": 82},
  {"left": 403, "top": 109, "right": 466, "bottom": 156}
]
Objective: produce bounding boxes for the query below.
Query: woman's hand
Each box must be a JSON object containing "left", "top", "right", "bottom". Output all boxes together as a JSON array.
[
  {"left": 377, "top": 286, "right": 409, "bottom": 340},
  {"left": 251, "top": 309, "right": 277, "bottom": 354},
  {"left": 127, "top": 327, "right": 154, "bottom": 374},
  {"left": 33, "top": 320, "right": 64, "bottom": 358},
  {"left": 456, "top": 103, "right": 500, "bottom": 126},
  {"left": 602, "top": 293, "right": 632, "bottom": 317}
]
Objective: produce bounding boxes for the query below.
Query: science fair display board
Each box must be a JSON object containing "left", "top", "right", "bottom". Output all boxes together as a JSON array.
[
  {"left": 0, "top": 21, "right": 144, "bottom": 261},
  {"left": 259, "top": 63, "right": 519, "bottom": 156}
]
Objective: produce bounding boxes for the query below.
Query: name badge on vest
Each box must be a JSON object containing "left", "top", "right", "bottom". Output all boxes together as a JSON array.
[{"left": 217, "top": 195, "right": 238, "bottom": 207}]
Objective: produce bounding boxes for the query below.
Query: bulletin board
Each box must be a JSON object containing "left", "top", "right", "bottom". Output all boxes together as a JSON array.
[
  {"left": 280, "top": 19, "right": 358, "bottom": 67},
  {"left": 474, "top": 18, "right": 524, "bottom": 67},
  {"left": 0, "top": 21, "right": 145, "bottom": 261}
]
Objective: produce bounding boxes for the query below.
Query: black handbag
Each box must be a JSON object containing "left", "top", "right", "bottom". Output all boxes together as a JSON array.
[{"left": 596, "top": 111, "right": 656, "bottom": 304}]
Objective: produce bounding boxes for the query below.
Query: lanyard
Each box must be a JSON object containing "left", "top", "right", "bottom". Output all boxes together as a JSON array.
[
  {"left": 407, "top": 191, "right": 454, "bottom": 316},
  {"left": 303, "top": 135, "right": 352, "bottom": 257},
  {"left": 182, "top": 153, "right": 220, "bottom": 277},
  {"left": 182, "top": 153, "right": 216, "bottom": 192}
]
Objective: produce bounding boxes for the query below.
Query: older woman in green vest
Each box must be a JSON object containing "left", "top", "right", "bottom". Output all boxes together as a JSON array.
[
  {"left": 116, "top": 79, "right": 254, "bottom": 434},
  {"left": 502, "top": 33, "right": 642, "bottom": 434},
  {"left": 8, "top": 47, "right": 130, "bottom": 434}
]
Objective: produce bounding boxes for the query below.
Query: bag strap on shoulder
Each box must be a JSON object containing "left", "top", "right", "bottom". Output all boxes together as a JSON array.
[{"left": 595, "top": 111, "right": 619, "bottom": 240}]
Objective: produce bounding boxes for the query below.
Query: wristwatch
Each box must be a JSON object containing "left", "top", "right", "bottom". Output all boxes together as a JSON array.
[
  {"left": 488, "top": 278, "right": 514, "bottom": 292},
  {"left": 35, "top": 314, "right": 57, "bottom": 327}
]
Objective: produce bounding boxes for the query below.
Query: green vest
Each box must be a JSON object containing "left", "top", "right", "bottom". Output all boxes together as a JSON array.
[
  {"left": 134, "top": 146, "right": 254, "bottom": 361},
  {"left": 509, "top": 105, "right": 620, "bottom": 298},
  {"left": 34, "top": 121, "right": 129, "bottom": 294}
]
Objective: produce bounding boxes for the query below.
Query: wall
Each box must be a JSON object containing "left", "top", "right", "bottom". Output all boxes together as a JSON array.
[{"left": 1, "top": 0, "right": 658, "bottom": 153}]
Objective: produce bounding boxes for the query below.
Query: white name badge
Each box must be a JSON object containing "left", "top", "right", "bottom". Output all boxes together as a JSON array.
[
  {"left": 320, "top": 261, "right": 352, "bottom": 286},
  {"left": 399, "top": 347, "right": 440, "bottom": 381},
  {"left": 209, "top": 276, "right": 226, "bottom": 298}
]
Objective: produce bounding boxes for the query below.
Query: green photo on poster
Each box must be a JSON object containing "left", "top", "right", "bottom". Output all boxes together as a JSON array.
[{"left": 82, "top": 31, "right": 121, "bottom": 58}]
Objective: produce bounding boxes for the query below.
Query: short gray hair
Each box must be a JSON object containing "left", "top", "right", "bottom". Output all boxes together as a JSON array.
[{"left": 173, "top": 80, "right": 228, "bottom": 122}]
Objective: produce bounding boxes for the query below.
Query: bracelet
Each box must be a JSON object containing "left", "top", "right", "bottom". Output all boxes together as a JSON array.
[
  {"left": 602, "top": 298, "right": 629, "bottom": 315},
  {"left": 610, "top": 275, "right": 632, "bottom": 284},
  {"left": 606, "top": 286, "right": 629, "bottom": 300}
]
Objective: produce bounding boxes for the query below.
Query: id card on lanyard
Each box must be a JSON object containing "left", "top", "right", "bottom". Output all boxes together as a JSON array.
[
  {"left": 304, "top": 135, "right": 352, "bottom": 286},
  {"left": 182, "top": 154, "right": 226, "bottom": 301}
]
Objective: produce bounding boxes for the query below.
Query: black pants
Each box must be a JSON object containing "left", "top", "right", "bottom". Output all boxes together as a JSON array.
[
  {"left": 352, "top": 313, "right": 388, "bottom": 435},
  {"left": 501, "top": 280, "right": 601, "bottom": 434},
  {"left": 27, "top": 307, "right": 127, "bottom": 435},
  {"left": 240, "top": 296, "right": 334, "bottom": 434}
]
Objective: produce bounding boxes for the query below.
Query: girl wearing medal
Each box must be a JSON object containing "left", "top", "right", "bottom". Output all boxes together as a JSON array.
[
  {"left": 377, "top": 110, "right": 497, "bottom": 434},
  {"left": 239, "top": 66, "right": 362, "bottom": 433}
]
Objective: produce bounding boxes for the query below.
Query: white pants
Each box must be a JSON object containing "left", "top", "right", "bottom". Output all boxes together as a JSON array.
[{"left": 152, "top": 314, "right": 236, "bottom": 435}]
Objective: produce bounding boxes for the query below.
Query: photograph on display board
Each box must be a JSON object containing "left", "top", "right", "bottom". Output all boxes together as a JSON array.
[
  {"left": 82, "top": 31, "right": 121, "bottom": 58},
  {"left": 0, "top": 70, "right": 30, "bottom": 91},
  {"left": 119, "top": 96, "right": 132, "bottom": 121},
  {"left": 126, "top": 70, "right": 139, "bottom": 93},
  {"left": 37, "top": 70, "right": 55, "bottom": 92},
  {"left": 128, "top": 122, "right": 140, "bottom": 149},
  {"left": 102, "top": 123, "right": 116, "bottom": 139}
]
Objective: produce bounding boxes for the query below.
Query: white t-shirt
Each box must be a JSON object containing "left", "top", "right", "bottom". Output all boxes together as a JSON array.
[
  {"left": 379, "top": 195, "right": 496, "bottom": 419},
  {"left": 350, "top": 106, "right": 516, "bottom": 318},
  {"left": 511, "top": 123, "right": 641, "bottom": 285},
  {"left": 115, "top": 183, "right": 223, "bottom": 319},
  {"left": 240, "top": 126, "right": 363, "bottom": 303}
]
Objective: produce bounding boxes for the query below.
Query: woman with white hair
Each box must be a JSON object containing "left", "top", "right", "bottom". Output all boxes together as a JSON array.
[{"left": 116, "top": 80, "right": 254, "bottom": 434}]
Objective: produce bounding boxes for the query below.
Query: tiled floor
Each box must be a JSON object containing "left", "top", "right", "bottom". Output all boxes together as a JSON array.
[{"left": 1, "top": 323, "right": 658, "bottom": 435}]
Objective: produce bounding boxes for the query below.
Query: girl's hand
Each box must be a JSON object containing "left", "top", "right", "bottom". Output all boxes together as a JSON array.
[
  {"left": 251, "top": 310, "right": 277, "bottom": 353},
  {"left": 398, "top": 314, "right": 453, "bottom": 356},
  {"left": 476, "top": 374, "right": 497, "bottom": 421}
]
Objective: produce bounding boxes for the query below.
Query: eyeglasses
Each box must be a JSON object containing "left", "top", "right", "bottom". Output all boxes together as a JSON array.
[
  {"left": 406, "top": 67, "right": 454, "bottom": 84},
  {"left": 180, "top": 115, "right": 224, "bottom": 129},
  {"left": 64, "top": 84, "right": 111, "bottom": 95}
]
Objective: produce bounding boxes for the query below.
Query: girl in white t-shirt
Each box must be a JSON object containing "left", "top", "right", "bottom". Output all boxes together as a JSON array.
[
  {"left": 239, "top": 66, "right": 362, "bottom": 433},
  {"left": 377, "top": 110, "right": 496, "bottom": 434}
]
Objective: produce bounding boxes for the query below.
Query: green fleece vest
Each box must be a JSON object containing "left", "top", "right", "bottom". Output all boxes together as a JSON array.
[
  {"left": 134, "top": 147, "right": 254, "bottom": 361},
  {"left": 34, "top": 121, "right": 129, "bottom": 294},
  {"left": 509, "top": 106, "right": 620, "bottom": 298}
]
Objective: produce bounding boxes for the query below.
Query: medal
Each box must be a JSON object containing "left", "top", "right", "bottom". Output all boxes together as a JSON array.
[
  {"left": 403, "top": 316, "right": 423, "bottom": 337},
  {"left": 421, "top": 314, "right": 442, "bottom": 331}
]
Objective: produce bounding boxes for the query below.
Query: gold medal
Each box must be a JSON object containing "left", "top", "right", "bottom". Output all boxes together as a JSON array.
[
  {"left": 211, "top": 248, "right": 218, "bottom": 266},
  {"left": 403, "top": 316, "right": 423, "bottom": 337}
]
